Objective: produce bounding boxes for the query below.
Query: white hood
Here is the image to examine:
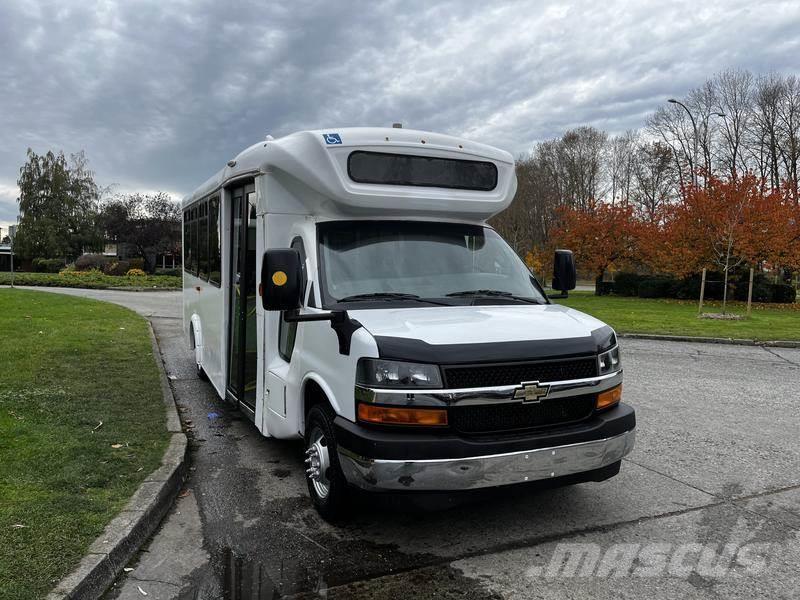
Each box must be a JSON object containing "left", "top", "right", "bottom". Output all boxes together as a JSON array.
[{"left": 348, "top": 304, "right": 607, "bottom": 346}]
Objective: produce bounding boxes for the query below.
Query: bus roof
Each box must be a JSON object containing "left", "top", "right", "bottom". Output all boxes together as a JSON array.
[{"left": 182, "top": 127, "right": 516, "bottom": 220}]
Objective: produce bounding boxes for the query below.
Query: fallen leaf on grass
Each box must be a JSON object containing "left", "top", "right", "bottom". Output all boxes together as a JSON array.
[
  {"left": 137, "top": 585, "right": 148, "bottom": 596},
  {"left": 111, "top": 444, "right": 123, "bottom": 449},
  {"left": 92, "top": 421, "right": 103, "bottom": 433},
  {"left": 12, "top": 524, "right": 26, "bottom": 528},
  {"left": 123, "top": 567, "right": 134, "bottom": 572}
]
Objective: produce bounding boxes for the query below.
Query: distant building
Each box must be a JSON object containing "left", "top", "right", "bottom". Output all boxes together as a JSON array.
[{"left": 0, "top": 244, "right": 13, "bottom": 271}]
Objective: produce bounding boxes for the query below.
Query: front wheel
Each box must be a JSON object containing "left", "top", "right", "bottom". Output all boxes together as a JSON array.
[{"left": 304, "top": 404, "right": 350, "bottom": 521}]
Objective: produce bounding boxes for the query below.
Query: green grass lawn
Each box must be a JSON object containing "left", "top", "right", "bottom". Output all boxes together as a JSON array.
[
  {"left": 556, "top": 291, "right": 800, "bottom": 341},
  {"left": 0, "top": 289, "right": 169, "bottom": 599},
  {"left": 0, "top": 271, "right": 181, "bottom": 289}
]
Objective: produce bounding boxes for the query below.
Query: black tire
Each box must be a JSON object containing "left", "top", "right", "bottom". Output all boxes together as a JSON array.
[{"left": 304, "top": 404, "right": 350, "bottom": 521}]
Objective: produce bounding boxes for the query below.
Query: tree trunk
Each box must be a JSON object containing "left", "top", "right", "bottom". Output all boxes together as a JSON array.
[{"left": 722, "top": 259, "right": 730, "bottom": 315}]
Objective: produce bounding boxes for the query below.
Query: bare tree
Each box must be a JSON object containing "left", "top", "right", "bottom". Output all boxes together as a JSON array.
[
  {"left": 714, "top": 69, "right": 753, "bottom": 178},
  {"left": 647, "top": 103, "right": 696, "bottom": 193},
  {"left": 688, "top": 80, "right": 719, "bottom": 181},
  {"left": 751, "top": 73, "right": 784, "bottom": 190},
  {"left": 608, "top": 130, "right": 638, "bottom": 205},
  {"left": 778, "top": 75, "right": 800, "bottom": 204},
  {"left": 631, "top": 141, "right": 675, "bottom": 222},
  {"left": 558, "top": 126, "right": 608, "bottom": 209}
]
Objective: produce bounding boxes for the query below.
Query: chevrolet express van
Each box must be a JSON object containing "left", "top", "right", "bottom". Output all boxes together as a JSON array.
[{"left": 182, "top": 127, "right": 635, "bottom": 519}]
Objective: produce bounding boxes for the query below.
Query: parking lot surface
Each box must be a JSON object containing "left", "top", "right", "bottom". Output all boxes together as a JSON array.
[{"left": 26, "top": 288, "right": 800, "bottom": 599}]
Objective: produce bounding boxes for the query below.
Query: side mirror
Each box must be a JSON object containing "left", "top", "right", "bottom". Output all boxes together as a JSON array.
[
  {"left": 260, "top": 249, "right": 303, "bottom": 311},
  {"left": 551, "top": 249, "right": 576, "bottom": 297}
]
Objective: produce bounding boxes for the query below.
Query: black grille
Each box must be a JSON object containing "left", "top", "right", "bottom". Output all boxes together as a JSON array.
[
  {"left": 449, "top": 395, "right": 596, "bottom": 434},
  {"left": 443, "top": 357, "right": 597, "bottom": 389}
]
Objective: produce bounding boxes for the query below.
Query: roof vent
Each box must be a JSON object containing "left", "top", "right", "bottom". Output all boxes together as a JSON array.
[
  {"left": 392, "top": 123, "right": 403, "bottom": 129},
  {"left": 265, "top": 134, "right": 275, "bottom": 141}
]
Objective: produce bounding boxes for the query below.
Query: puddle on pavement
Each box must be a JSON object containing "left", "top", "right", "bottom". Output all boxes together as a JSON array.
[{"left": 220, "top": 546, "right": 329, "bottom": 599}]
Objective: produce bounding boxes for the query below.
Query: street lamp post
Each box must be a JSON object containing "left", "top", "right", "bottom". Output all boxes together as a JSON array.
[
  {"left": 668, "top": 98, "right": 699, "bottom": 189},
  {"left": 9, "top": 235, "right": 14, "bottom": 288}
]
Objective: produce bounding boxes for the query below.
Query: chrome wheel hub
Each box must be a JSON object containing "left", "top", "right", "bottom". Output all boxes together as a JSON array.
[{"left": 305, "top": 427, "right": 331, "bottom": 499}]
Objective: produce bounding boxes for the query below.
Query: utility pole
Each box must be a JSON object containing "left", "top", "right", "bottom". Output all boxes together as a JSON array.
[
  {"left": 668, "top": 98, "right": 699, "bottom": 189},
  {"left": 9, "top": 234, "right": 14, "bottom": 288},
  {"left": 668, "top": 98, "right": 726, "bottom": 188}
]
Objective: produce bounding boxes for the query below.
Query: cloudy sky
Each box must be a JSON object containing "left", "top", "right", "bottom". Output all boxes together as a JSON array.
[{"left": 1, "top": 0, "right": 799, "bottom": 231}]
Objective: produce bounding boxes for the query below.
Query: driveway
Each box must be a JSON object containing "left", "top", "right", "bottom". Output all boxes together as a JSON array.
[{"left": 22, "top": 287, "right": 800, "bottom": 598}]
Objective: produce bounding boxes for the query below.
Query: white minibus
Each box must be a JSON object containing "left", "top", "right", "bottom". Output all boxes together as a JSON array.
[{"left": 182, "top": 127, "right": 635, "bottom": 519}]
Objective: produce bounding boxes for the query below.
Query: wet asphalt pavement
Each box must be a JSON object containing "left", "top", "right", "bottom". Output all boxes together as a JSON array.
[{"left": 20, "top": 288, "right": 800, "bottom": 599}]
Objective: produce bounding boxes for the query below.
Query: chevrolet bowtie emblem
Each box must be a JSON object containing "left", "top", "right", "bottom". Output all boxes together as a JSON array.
[{"left": 513, "top": 381, "right": 550, "bottom": 403}]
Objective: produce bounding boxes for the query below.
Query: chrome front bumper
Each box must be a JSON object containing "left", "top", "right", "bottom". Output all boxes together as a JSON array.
[{"left": 338, "top": 428, "right": 635, "bottom": 491}]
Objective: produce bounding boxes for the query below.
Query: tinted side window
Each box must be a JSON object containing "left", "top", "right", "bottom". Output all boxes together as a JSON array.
[
  {"left": 208, "top": 196, "right": 221, "bottom": 286},
  {"left": 183, "top": 211, "right": 191, "bottom": 273},
  {"left": 198, "top": 202, "right": 209, "bottom": 280},
  {"left": 190, "top": 207, "right": 198, "bottom": 275}
]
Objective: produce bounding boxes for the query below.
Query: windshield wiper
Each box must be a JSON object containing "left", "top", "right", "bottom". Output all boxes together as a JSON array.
[
  {"left": 336, "top": 292, "right": 448, "bottom": 305},
  {"left": 445, "top": 289, "right": 542, "bottom": 304}
]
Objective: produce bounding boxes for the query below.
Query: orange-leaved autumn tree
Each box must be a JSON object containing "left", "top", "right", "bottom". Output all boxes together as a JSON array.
[
  {"left": 666, "top": 173, "right": 792, "bottom": 311},
  {"left": 551, "top": 201, "right": 637, "bottom": 284},
  {"left": 524, "top": 245, "right": 553, "bottom": 284}
]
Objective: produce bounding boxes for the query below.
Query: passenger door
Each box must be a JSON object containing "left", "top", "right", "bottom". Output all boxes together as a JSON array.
[{"left": 226, "top": 183, "right": 258, "bottom": 417}]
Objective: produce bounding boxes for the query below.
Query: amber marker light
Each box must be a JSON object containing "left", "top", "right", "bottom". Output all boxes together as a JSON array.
[
  {"left": 357, "top": 404, "right": 448, "bottom": 427},
  {"left": 596, "top": 385, "right": 622, "bottom": 410}
]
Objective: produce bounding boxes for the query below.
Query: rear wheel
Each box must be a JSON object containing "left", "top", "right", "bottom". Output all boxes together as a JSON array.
[{"left": 304, "top": 404, "right": 350, "bottom": 521}]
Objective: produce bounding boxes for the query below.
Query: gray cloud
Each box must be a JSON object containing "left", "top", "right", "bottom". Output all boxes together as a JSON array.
[{"left": 1, "top": 0, "right": 799, "bottom": 229}]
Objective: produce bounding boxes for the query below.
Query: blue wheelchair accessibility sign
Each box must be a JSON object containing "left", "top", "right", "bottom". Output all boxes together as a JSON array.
[{"left": 323, "top": 133, "right": 342, "bottom": 145}]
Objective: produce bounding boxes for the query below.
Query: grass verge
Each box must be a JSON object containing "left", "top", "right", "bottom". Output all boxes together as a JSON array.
[
  {"left": 556, "top": 291, "right": 800, "bottom": 341},
  {"left": 0, "top": 289, "right": 169, "bottom": 599},
  {"left": 0, "top": 271, "right": 181, "bottom": 289}
]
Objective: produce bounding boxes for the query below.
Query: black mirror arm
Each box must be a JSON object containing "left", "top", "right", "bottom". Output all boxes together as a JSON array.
[
  {"left": 283, "top": 309, "right": 340, "bottom": 323},
  {"left": 283, "top": 310, "right": 363, "bottom": 356},
  {"left": 547, "top": 292, "right": 569, "bottom": 299}
]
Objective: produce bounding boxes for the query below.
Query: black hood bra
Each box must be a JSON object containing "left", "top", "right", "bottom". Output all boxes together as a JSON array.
[{"left": 373, "top": 325, "right": 616, "bottom": 365}]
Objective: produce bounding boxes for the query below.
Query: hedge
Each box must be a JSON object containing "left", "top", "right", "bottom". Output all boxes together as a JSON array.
[
  {"left": 75, "top": 253, "right": 113, "bottom": 271},
  {"left": 32, "top": 258, "right": 64, "bottom": 273},
  {"left": 638, "top": 278, "right": 675, "bottom": 299},
  {"left": 608, "top": 270, "right": 796, "bottom": 303},
  {"left": 0, "top": 271, "right": 181, "bottom": 289}
]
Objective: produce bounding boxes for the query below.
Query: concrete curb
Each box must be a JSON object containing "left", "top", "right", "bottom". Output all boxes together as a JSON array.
[
  {"left": 108, "top": 287, "right": 182, "bottom": 292},
  {"left": 619, "top": 332, "right": 800, "bottom": 349},
  {"left": 47, "top": 322, "right": 187, "bottom": 600}
]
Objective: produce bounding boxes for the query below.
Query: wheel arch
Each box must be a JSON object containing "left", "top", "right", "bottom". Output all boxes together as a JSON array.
[{"left": 301, "top": 374, "right": 340, "bottom": 434}]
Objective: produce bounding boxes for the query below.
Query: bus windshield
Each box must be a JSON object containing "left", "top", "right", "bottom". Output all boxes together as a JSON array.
[{"left": 317, "top": 221, "right": 546, "bottom": 307}]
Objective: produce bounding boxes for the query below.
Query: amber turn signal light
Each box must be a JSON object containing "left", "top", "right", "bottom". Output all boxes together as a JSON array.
[
  {"left": 596, "top": 385, "right": 622, "bottom": 410},
  {"left": 357, "top": 404, "right": 448, "bottom": 426}
]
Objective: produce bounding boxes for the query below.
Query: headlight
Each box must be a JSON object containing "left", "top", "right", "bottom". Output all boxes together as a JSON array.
[
  {"left": 598, "top": 345, "right": 621, "bottom": 375},
  {"left": 356, "top": 358, "right": 442, "bottom": 389}
]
